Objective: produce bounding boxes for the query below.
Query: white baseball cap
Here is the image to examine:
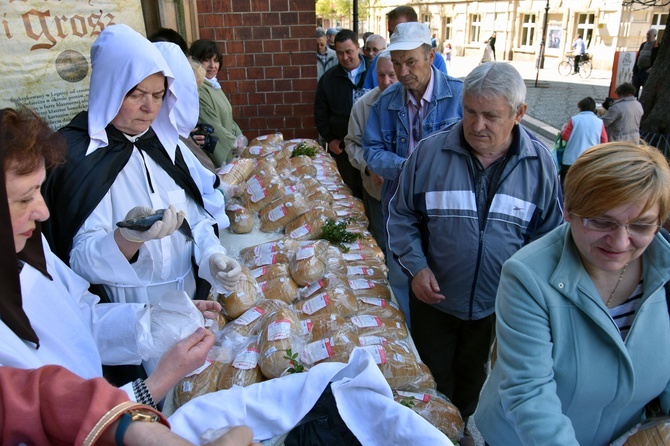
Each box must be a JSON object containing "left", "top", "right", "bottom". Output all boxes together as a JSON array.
[{"left": 386, "top": 22, "right": 432, "bottom": 52}]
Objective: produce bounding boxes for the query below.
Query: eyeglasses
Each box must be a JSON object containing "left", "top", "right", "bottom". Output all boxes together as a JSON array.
[{"left": 572, "top": 214, "right": 661, "bottom": 237}]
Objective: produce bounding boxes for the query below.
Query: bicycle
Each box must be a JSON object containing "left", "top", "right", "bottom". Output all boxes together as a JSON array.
[{"left": 558, "top": 52, "right": 592, "bottom": 78}]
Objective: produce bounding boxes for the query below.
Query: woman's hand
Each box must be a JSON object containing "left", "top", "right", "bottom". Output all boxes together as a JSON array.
[
  {"left": 144, "top": 327, "right": 215, "bottom": 401},
  {"left": 194, "top": 300, "right": 222, "bottom": 322}
]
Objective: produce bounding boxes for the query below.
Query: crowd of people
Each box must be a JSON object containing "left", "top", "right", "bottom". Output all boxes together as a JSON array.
[{"left": 1, "top": 3, "right": 667, "bottom": 445}]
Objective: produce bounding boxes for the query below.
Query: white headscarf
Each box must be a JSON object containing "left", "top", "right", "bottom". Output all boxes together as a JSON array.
[
  {"left": 153, "top": 42, "right": 199, "bottom": 138},
  {"left": 86, "top": 24, "right": 179, "bottom": 159}
]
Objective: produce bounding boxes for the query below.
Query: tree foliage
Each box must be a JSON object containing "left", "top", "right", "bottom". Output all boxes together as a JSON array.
[{"left": 316, "top": 0, "right": 370, "bottom": 27}]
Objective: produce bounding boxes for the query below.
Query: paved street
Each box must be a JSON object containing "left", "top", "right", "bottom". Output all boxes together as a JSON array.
[{"left": 447, "top": 54, "right": 612, "bottom": 147}]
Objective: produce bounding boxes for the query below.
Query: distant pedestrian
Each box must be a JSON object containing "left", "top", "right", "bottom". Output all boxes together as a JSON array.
[
  {"left": 431, "top": 33, "right": 437, "bottom": 49},
  {"left": 560, "top": 96, "right": 608, "bottom": 186},
  {"left": 444, "top": 43, "right": 452, "bottom": 66},
  {"left": 480, "top": 42, "right": 493, "bottom": 63},
  {"left": 632, "top": 28, "right": 659, "bottom": 98},
  {"left": 326, "top": 27, "right": 338, "bottom": 50},
  {"left": 602, "top": 83, "right": 643, "bottom": 142},
  {"left": 487, "top": 32, "right": 497, "bottom": 60},
  {"left": 572, "top": 35, "right": 586, "bottom": 74}
]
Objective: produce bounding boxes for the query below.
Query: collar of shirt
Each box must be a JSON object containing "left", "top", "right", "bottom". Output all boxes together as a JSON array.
[{"left": 406, "top": 68, "right": 436, "bottom": 151}]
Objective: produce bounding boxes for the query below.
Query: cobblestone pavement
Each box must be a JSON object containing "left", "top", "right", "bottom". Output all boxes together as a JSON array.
[{"left": 447, "top": 55, "right": 612, "bottom": 146}]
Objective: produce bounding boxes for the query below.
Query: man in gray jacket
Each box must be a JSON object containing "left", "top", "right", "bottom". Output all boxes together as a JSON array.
[{"left": 387, "top": 62, "right": 563, "bottom": 444}]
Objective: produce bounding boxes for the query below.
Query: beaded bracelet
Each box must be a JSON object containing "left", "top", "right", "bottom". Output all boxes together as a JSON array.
[{"left": 132, "top": 378, "right": 157, "bottom": 409}]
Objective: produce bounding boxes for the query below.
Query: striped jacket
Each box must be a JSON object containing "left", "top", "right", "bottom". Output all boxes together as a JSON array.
[{"left": 387, "top": 122, "right": 564, "bottom": 320}]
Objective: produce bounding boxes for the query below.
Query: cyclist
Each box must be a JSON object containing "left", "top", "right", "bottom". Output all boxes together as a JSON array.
[{"left": 572, "top": 35, "right": 586, "bottom": 74}]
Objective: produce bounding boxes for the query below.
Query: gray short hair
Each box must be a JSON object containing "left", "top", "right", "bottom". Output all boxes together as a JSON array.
[
  {"left": 377, "top": 50, "right": 391, "bottom": 61},
  {"left": 463, "top": 62, "right": 526, "bottom": 114}
]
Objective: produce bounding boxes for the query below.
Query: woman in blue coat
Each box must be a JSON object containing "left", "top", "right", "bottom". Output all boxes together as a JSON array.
[{"left": 475, "top": 142, "right": 670, "bottom": 445}]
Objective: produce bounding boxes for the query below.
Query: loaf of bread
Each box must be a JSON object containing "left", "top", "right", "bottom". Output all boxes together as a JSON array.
[
  {"left": 298, "top": 272, "right": 349, "bottom": 300},
  {"left": 276, "top": 155, "right": 317, "bottom": 178},
  {"left": 225, "top": 203, "right": 255, "bottom": 234},
  {"left": 300, "top": 313, "right": 348, "bottom": 339},
  {"left": 306, "top": 186, "right": 334, "bottom": 205},
  {"left": 259, "top": 193, "right": 310, "bottom": 232},
  {"left": 621, "top": 417, "right": 670, "bottom": 446},
  {"left": 393, "top": 390, "right": 464, "bottom": 442},
  {"left": 350, "top": 315, "right": 408, "bottom": 341},
  {"left": 348, "top": 278, "right": 392, "bottom": 300},
  {"left": 226, "top": 299, "right": 287, "bottom": 339},
  {"left": 240, "top": 238, "right": 298, "bottom": 266},
  {"left": 249, "top": 263, "right": 290, "bottom": 283},
  {"left": 257, "top": 276, "right": 299, "bottom": 304},
  {"left": 295, "top": 286, "right": 358, "bottom": 319},
  {"left": 249, "top": 132, "right": 284, "bottom": 147},
  {"left": 173, "top": 360, "right": 224, "bottom": 408},
  {"left": 241, "top": 161, "right": 285, "bottom": 212},
  {"left": 218, "top": 340, "right": 265, "bottom": 390},
  {"left": 326, "top": 246, "right": 348, "bottom": 276},
  {"left": 362, "top": 341, "right": 422, "bottom": 389},
  {"left": 340, "top": 240, "right": 385, "bottom": 263},
  {"left": 356, "top": 297, "right": 406, "bottom": 322},
  {"left": 346, "top": 264, "right": 388, "bottom": 280},
  {"left": 289, "top": 240, "right": 329, "bottom": 286},
  {"left": 298, "top": 326, "right": 359, "bottom": 367},
  {"left": 410, "top": 362, "right": 438, "bottom": 391},
  {"left": 217, "top": 267, "right": 260, "bottom": 319},
  {"left": 285, "top": 207, "right": 337, "bottom": 240},
  {"left": 258, "top": 306, "right": 307, "bottom": 378},
  {"left": 219, "top": 158, "right": 256, "bottom": 186}
]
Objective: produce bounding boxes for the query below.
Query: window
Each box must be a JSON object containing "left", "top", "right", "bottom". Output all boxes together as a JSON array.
[
  {"left": 423, "top": 14, "right": 431, "bottom": 25},
  {"left": 521, "top": 14, "right": 535, "bottom": 46},
  {"left": 652, "top": 13, "right": 667, "bottom": 42},
  {"left": 444, "top": 17, "right": 452, "bottom": 41},
  {"left": 576, "top": 13, "right": 595, "bottom": 48},
  {"left": 471, "top": 14, "right": 482, "bottom": 43}
]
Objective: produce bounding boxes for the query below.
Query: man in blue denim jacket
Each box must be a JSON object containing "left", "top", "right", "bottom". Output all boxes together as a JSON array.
[{"left": 362, "top": 22, "right": 463, "bottom": 324}]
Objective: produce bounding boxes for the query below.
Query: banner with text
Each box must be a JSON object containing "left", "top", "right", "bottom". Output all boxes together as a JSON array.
[{"left": 0, "top": 0, "right": 145, "bottom": 129}]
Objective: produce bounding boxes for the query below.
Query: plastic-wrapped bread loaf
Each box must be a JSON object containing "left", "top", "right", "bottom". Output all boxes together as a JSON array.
[
  {"left": 240, "top": 238, "right": 298, "bottom": 267},
  {"left": 289, "top": 240, "right": 329, "bottom": 286},
  {"left": 216, "top": 266, "right": 260, "bottom": 319},
  {"left": 173, "top": 359, "right": 224, "bottom": 408},
  {"left": 276, "top": 155, "right": 317, "bottom": 178},
  {"left": 341, "top": 239, "right": 385, "bottom": 262},
  {"left": 259, "top": 193, "right": 310, "bottom": 232},
  {"left": 295, "top": 286, "right": 358, "bottom": 319},
  {"left": 326, "top": 246, "right": 348, "bottom": 276},
  {"left": 225, "top": 299, "right": 287, "bottom": 339},
  {"left": 249, "top": 263, "right": 290, "bottom": 283},
  {"left": 300, "top": 313, "right": 348, "bottom": 339},
  {"left": 298, "top": 272, "right": 350, "bottom": 300},
  {"left": 393, "top": 390, "right": 464, "bottom": 443},
  {"left": 249, "top": 132, "right": 284, "bottom": 147},
  {"left": 217, "top": 339, "right": 265, "bottom": 390},
  {"left": 285, "top": 207, "right": 337, "bottom": 240},
  {"left": 348, "top": 278, "right": 392, "bottom": 300},
  {"left": 241, "top": 160, "right": 285, "bottom": 212},
  {"left": 257, "top": 276, "right": 299, "bottom": 304},
  {"left": 219, "top": 158, "right": 256, "bottom": 186},
  {"left": 362, "top": 341, "right": 423, "bottom": 389},
  {"left": 350, "top": 315, "right": 408, "bottom": 341},
  {"left": 258, "top": 306, "right": 307, "bottom": 378},
  {"left": 346, "top": 264, "right": 388, "bottom": 281},
  {"left": 225, "top": 202, "right": 255, "bottom": 234},
  {"left": 356, "top": 297, "right": 406, "bottom": 322},
  {"left": 299, "top": 325, "right": 359, "bottom": 367}
]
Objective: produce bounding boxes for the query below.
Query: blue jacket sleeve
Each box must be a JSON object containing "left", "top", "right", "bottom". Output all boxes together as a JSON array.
[{"left": 362, "top": 101, "right": 406, "bottom": 181}]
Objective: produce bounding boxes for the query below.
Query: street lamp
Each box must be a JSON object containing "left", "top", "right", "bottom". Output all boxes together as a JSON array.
[{"left": 535, "top": 0, "right": 550, "bottom": 87}]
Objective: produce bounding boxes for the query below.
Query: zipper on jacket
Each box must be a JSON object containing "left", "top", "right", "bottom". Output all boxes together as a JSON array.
[{"left": 468, "top": 229, "right": 486, "bottom": 319}]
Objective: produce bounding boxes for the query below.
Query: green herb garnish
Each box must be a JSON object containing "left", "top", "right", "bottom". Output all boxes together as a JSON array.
[
  {"left": 320, "top": 218, "right": 362, "bottom": 252},
  {"left": 399, "top": 396, "right": 416, "bottom": 408},
  {"left": 291, "top": 142, "right": 318, "bottom": 158},
  {"left": 284, "top": 348, "right": 305, "bottom": 374}
]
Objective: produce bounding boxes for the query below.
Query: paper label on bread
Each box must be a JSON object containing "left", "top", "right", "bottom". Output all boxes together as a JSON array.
[
  {"left": 359, "top": 335, "right": 389, "bottom": 346},
  {"left": 267, "top": 319, "right": 292, "bottom": 340},
  {"left": 396, "top": 390, "right": 431, "bottom": 403},
  {"left": 300, "top": 292, "right": 330, "bottom": 315},
  {"left": 362, "top": 345, "right": 387, "bottom": 364},
  {"left": 351, "top": 315, "right": 382, "bottom": 328},
  {"left": 233, "top": 347, "right": 260, "bottom": 370},
  {"left": 234, "top": 306, "right": 266, "bottom": 326}
]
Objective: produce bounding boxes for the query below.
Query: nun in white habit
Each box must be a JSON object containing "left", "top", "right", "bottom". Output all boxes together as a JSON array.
[{"left": 43, "top": 24, "right": 241, "bottom": 307}]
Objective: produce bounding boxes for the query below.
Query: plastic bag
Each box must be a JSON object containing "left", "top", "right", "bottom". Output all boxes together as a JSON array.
[{"left": 551, "top": 133, "right": 567, "bottom": 168}]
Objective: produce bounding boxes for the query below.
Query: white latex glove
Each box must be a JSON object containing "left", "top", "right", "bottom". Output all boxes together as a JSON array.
[
  {"left": 218, "top": 181, "right": 241, "bottom": 201},
  {"left": 119, "top": 204, "right": 185, "bottom": 243},
  {"left": 232, "top": 134, "right": 249, "bottom": 157},
  {"left": 209, "top": 253, "right": 242, "bottom": 291}
]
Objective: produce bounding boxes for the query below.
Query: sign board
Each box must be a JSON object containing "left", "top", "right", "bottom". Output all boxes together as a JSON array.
[
  {"left": 0, "top": 1, "right": 145, "bottom": 129},
  {"left": 609, "top": 51, "right": 636, "bottom": 98}
]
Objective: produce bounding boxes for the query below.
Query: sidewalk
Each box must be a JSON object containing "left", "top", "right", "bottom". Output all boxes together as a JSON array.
[{"left": 446, "top": 55, "right": 612, "bottom": 146}]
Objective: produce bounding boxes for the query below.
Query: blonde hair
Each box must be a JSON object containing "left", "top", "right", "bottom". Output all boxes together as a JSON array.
[
  {"left": 188, "top": 56, "right": 206, "bottom": 87},
  {"left": 564, "top": 142, "right": 670, "bottom": 223}
]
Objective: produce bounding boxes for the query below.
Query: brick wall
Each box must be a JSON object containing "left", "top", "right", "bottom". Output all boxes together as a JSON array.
[{"left": 196, "top": 0, "right": 318, "bottom": 140}]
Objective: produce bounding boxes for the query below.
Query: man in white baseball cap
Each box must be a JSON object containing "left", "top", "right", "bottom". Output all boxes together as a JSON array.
[{"left": 362, "top": 19, "right": 463, "bottom": 356}]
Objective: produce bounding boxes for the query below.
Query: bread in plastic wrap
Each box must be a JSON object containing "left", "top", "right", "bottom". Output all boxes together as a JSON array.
[
  {"left": 299, "top": 325, "right": 359, "bottom": 367},
  {"left": 276, "top": 155, "right": 316, "bottom": 177},
  {"left": 350, "top": 315, "right": 408, "bottom": 341},
  {"left": 216, "top": 266, "right": 260, "bottom": 319},
  {"left": 300, "top": 313, "right": 348, "bottom": 339},
  {"left": 326, "top": 246, "right": 348, "bottom": 276},
  {"left": 225, "top": 202, "right": 255, "bottom": 234},
  {"left": 217, "top": 339, "right": 265, "bottom": 390},
  {"left": 173, "top": 359, "right": 224, "bottom": 408},
  {"left": 348, "top": 278, "right": 392, "bottom": 300},
  {"left": 282, "top": 138, "right": 322, "bottom": 152},
  {"left": 241, "top": 161, "right": 285, "bottom": 212},
  {"left": 346, "top": 264, "right": 388, "bottom": 281},
  {"left": 410, "top": 362, "right": 438, "bottom": 391},
  {"left": 285, "top": 207, "right": 337, "bottom": 240},
  {"left": 258, "top": 306, "right": 307, "bottom": 378},
  {"left": 218, "top": 158, "right": 256, "bottom": 186},
  {"left": 361, "top": 341, "right": 423, "bottom": 389},
  {"left": 249, "top": 263, "right": 290, "bottom": 283},
  {"left": 249, "top": 132, "right": 284, "bottom": 147},
  {"left": 356, "top": 297, "right": 406, "bottom": 322},
  {"left": 257, "top": 276, "right": 299, "bottom": 304},
  {"left": 340, "top": 239, "right": 385, "bottom": 262},
  {"left": 295, "top": 286, "right": 359, "bottom": 319},
  {"left": 259, "top": 193, "right": 310, "bottom": 232},
  {"left": 224, "top": 299, "right": 288, "bottom": 339},
  {"left": 289, "top": 240, "right": 329, "bottom": 286},
  {"left": 240, "top": 238, "right": 298, "bottom": 267},
  {"left": 298, "top": 273, "right": 350, "bottom": 300},
  {"left": 393, "top": 390, "right": 464, "bottom": 442},
  {"left": 617, "top": 417, "right": 670, "bottom": 446},
  {"left": 298, "top": 175, "right": 323, "bottom": 193},
  {"left": 307, "top": 185, "right": 334, "bottom": 205}
]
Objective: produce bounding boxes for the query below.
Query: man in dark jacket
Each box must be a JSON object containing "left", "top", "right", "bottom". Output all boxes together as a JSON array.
[
  {"left": 632, "top": 28, "right": 659, "bottom": 98},
  {"left": 314, "top": 29, "right": 367, "bottom": 199}
]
